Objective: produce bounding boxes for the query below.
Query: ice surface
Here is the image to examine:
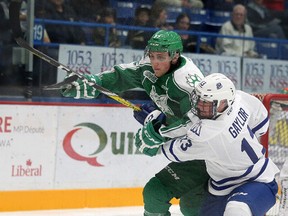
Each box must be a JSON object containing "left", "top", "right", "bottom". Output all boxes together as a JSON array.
[{"left": 0, "top": 205, "right": 182, "bottom": 216}]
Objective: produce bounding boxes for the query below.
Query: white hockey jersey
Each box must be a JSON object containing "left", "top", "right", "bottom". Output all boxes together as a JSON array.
[{"left": 162, "top": 90, "right": 280, "bottom": 195}]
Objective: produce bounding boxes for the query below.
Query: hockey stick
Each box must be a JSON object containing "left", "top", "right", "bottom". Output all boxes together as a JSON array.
[{"left": 9, "top": 0, "right": 141, "bottom": 111}]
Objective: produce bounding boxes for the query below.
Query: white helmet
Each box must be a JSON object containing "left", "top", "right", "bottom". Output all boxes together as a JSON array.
[{"left": 191, "top": 73, "right": 236, "bottom": 119}]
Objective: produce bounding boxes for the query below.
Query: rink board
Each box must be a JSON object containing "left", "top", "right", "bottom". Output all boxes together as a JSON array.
[{"left": 0, "top": 102, "right": 176, "bottom": 211}]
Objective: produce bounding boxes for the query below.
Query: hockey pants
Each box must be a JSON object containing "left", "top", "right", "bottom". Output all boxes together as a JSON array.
[{"left": 143, "top": 160, "right": 209, "bottom": 216}]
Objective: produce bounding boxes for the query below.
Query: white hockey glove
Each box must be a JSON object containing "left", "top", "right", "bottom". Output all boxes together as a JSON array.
[
  {"left": 61, "top": 74, "right": 101, "bottom": 99},
  {"left": 134, "top": 120, "right": 165, "bottom": 157}
]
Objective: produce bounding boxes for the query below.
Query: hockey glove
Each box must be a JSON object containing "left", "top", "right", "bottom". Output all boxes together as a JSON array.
[
  {"left": 61, "top": 74, "right": 101, "bottom": 99},
  {"left": 134, "top": 120, "right": 165, "bottom": 156},
  {"left": 133, "top": 102, "right": 166, "bottom": 125}
]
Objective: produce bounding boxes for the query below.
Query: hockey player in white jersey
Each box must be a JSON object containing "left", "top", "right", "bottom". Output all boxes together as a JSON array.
[{"left": 135, "top": 73, "right": 280, "bottom": 216}]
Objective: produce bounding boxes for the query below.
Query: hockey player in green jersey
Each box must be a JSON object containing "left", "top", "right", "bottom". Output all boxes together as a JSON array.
[{"left": 61, "top": 30, "right": 209, "bottom": 216}]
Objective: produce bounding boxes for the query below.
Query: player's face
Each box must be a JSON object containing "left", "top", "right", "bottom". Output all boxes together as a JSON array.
[
  {"left": 196, "top": 99, "right": 215, "bottom": 119},
  {"left": 149, "top": 52, "right": 172, "bottom": 77}
]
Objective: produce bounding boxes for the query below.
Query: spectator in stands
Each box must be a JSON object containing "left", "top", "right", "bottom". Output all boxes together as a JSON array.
[
  {"left": 35, "top": 0, "right": 46, "bottom": 18},
  {"left": 19, "top": 0, "right": 28, "bottom": 34},
  {"left": 246, "top": 0, "right": 286, "bottom": 39},
  {"left": 263, "top": 0, "right": 285, "bottom": 11},
  {"left": 32, "top": 0, "right": 85, "bottom": 86},
  {"left": 0, "top": 0, "right": 12, "bottom": 45},
  {"left": 216, "top": 4, "right": 259, "bottom": 58},
  {"left": 126, "top": 6, "right": 151, "bottom": 49},
  {"left": 174, "top": 13, "right": 215, "bottom": 53},
  {"left": 155, "top": 0, "right": 204, "bottom": 9},
  {"left": 93, "top": 8, "right": 121, "bottom": 47},
  {"left": 70, "top": 0, "right": 108, "bottom": 22},
  {"left": 43, "top": 0, "right": 86, "bottom": 44},
  {"left": 261, "top": 0, "right": 288, "bottom": 36},
  {"left": 148, "top": 3, "right": 173, "bottom": 31},
  {"left": 35, "top": 0, "right": 47, "bottom": 17},
  {"left": 21, "top": 1, "right": 50, "bottom": 43},
  {"left": 182, "top": 0, "right": 204, "bottom": 9},
  {"left": 203, "top": 0, "right": 235, "bottom": 11},
  {"left": 203, "top": 0, "right": 250, "bottom": 11},
  {"left": 0, "top": 0, "right": 13, "bottom": 86},
  {"left": 234, "top": 0, "right": 250, "bottom": 5},
  {"left": 175, "top": 13, "right": 195, "bottom": 52},
  {"left": 141, "top": 3, "right": 174, "bottom": 45}
]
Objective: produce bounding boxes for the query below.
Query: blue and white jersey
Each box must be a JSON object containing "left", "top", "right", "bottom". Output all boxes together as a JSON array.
[{"left": 162, "top": 90, "right": 280, "bottom": 195}]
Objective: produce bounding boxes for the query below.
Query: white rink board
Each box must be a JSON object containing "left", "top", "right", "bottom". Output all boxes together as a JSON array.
[
  {"left": 0, "top": 105, "right": 58, "bottom": 190},
  {"left": 186, "top": 53, "right": 241, "bottom": 90},
  {"left": 242, "top": 58, "right": 288, "bottom": 93},
  {"left": 0, "top": 104, "right": 169, "bottom": 190},
  {"left": 54, "top": 106, "right": 169, "bottom": 189}
]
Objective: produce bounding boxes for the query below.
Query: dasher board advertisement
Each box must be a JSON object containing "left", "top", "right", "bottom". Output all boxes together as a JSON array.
[{"left": 0, "top": 103, "right": 169, "bottom": 190}]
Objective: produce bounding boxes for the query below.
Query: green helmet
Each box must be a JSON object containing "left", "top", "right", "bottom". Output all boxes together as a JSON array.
[{"left": 146, "top": 30, "right": 183, "bottom": 57}]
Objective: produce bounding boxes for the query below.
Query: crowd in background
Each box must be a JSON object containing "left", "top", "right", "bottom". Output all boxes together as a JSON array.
[
  {"left": 1, "top": 0, "right": 288, "bottom": 94},
  {"left": 1, "top": 0, "right": 288, "bottom": 51},
  {"left": 31, "top": 0, "right": 288, "bottom": 49}
]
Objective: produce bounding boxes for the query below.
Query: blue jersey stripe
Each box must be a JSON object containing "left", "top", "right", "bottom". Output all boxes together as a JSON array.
[
  {"left": 210, "top": 158, "right": 269, "bottom": 191},
  {"left": 212, "top": 166, "right": 253, "bottom": 185},
  {"left": 252, "top": 116, "right": 269, "bottom": 134},
  {"left": 169, "top": 140, "right": 181, "bottom": 162},
  {"left": 161, "top": 145, "right": 172, "bottom": 161},
  {"left": 162, "top": 141, "right": 181, "bottom": 162}
]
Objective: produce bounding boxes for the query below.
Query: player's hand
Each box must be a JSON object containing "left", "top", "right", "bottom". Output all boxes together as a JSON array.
[
  {"left": 61, "top": 74, "right": 101, "bottom": 99},
  {"left": 134, "top": 120, "right": 165, "bottom": 156},
  {"left": 133, "top": 102, "right": 166, "bottom": 125}
]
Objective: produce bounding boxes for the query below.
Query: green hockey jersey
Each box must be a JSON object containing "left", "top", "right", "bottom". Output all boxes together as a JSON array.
[{"left": 97, "top": 55, "right": 204, "bottom": 137}]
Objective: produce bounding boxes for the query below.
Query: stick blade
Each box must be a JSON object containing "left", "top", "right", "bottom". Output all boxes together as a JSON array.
[{"left": 43, "top": 75, "right": 78, "bottom": 90}]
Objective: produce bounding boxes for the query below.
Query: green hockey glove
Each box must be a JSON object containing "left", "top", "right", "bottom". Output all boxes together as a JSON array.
[
  {"left": 134, "top": 120, "right": 165, "bottom": 156},
  {"left": 61, "top": 74, "right": 101, "bottom": 99}
]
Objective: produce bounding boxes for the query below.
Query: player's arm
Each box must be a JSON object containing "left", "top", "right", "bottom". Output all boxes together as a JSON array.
[
  {"left": 135, "top": 118, "right": 205, "bottom": 158},
  {"left": 100, "top": 62, "right": 143, "bottom": 93},
  {"left": 135, "top": 126, "right": 206, "bottom": 160},
  {"left": 161, "top": 134, "right": 207, "bottom": 162},
  {"left": 159, "top": 115, "right": 192, "bottom": 138},
  {"left": 61, "top": 60, "right": 144, "bottom": 99}
]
